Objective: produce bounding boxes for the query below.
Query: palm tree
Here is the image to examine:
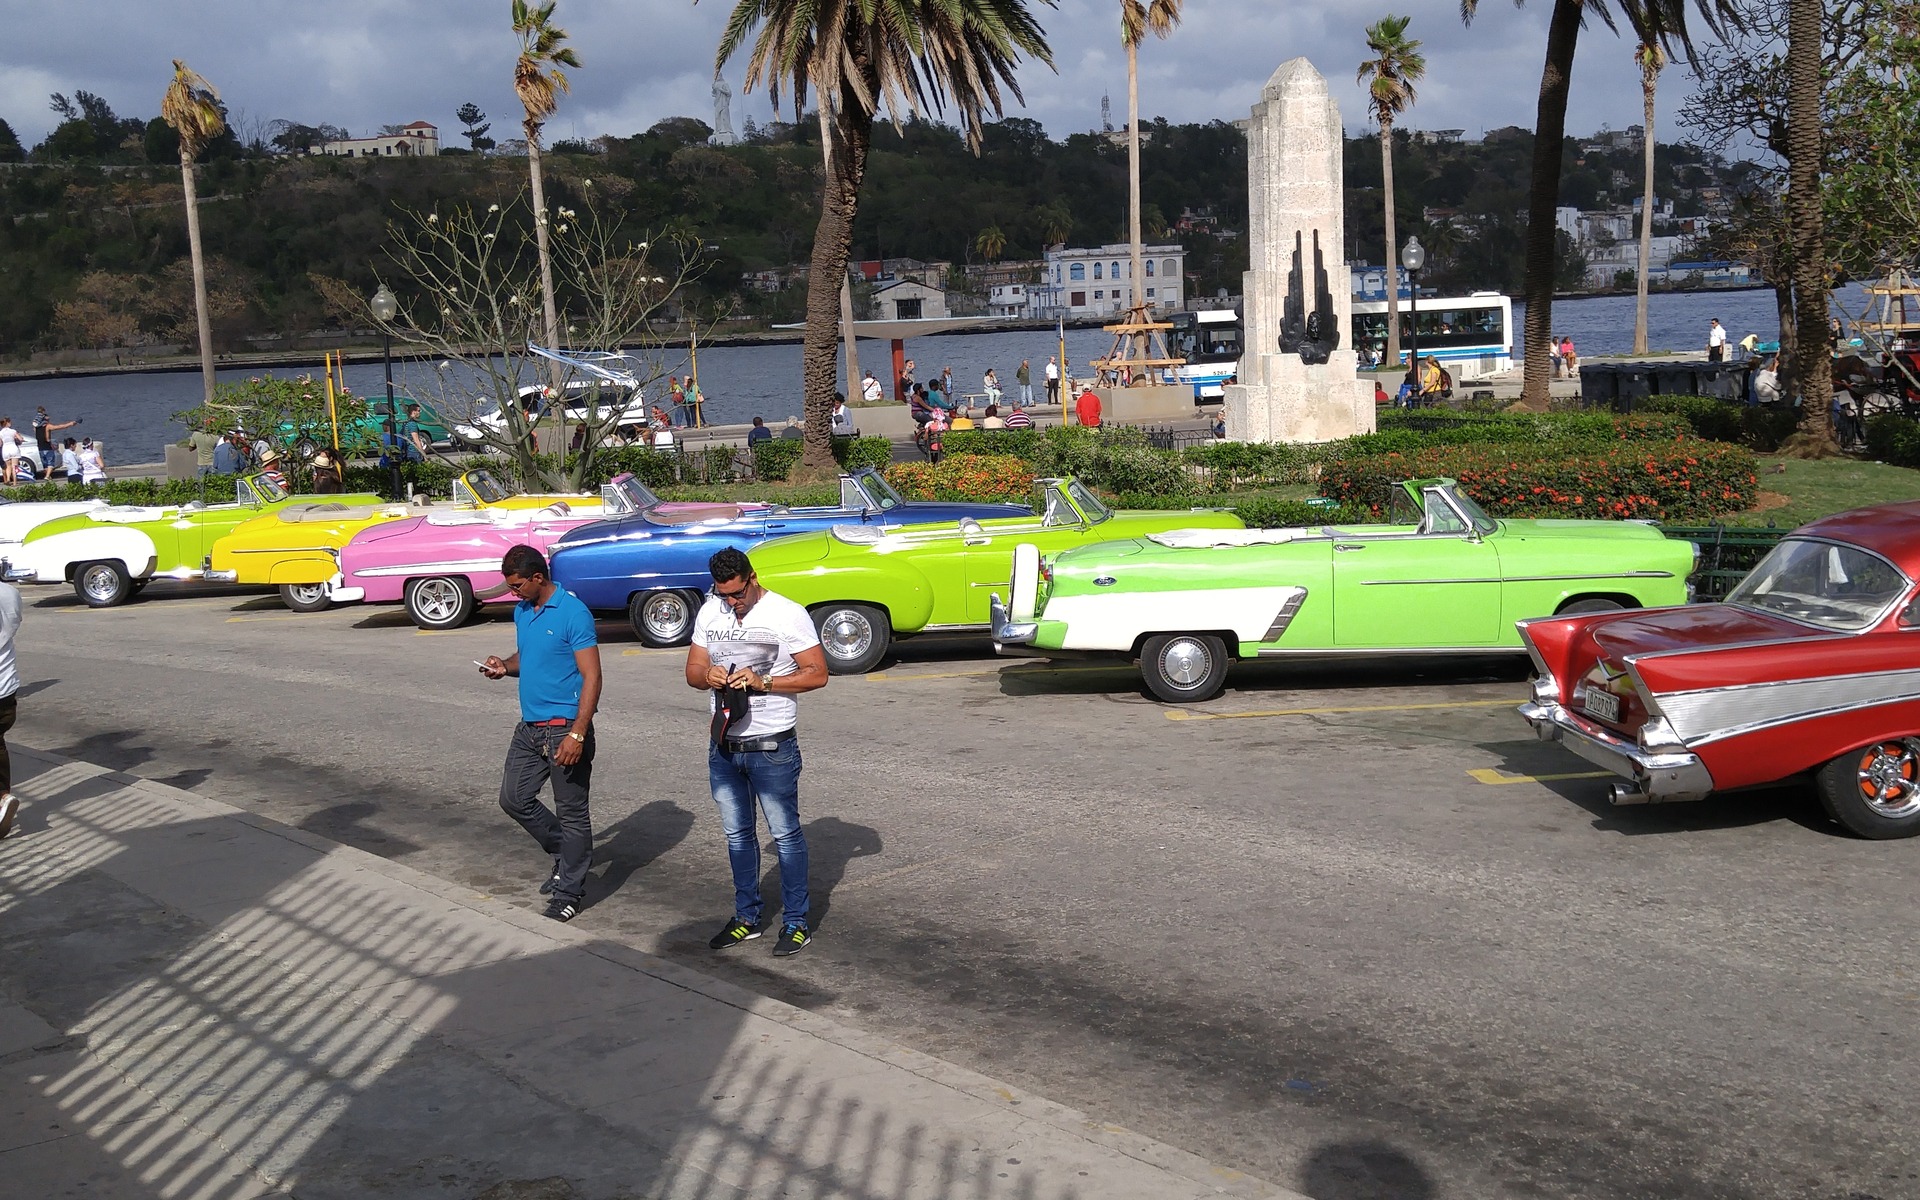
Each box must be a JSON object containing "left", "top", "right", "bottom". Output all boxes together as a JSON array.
[
  {"left": 512, "top": 0, "right": 581, "bottom": 374},
  {"left": 714, "top": 0, "right": 1053, "bottom": 477},
  {"left": 1121, "top": 0, "right": 1182, "bottom": 323},
  {"left": 160, "top": 60, "right": 225, "bottom": 409},
  {"left": 1462, "top": 0, "right": 1731, "bottom": 409},
  {"left": 976, "top": 225, "right": 1007, "bottom": 262},
  {"left": 1036, "top": 200, "right": 1073, "bottom": 247},
  {"left": 1784, "top": 0, "right": 1833, "bottom": 453},
  {"left": 1631, "top": 36, "right": 1665, "bottom": 355},
  {"left": 1357, "top": 15, "right": 1425, "bottom": 375}
]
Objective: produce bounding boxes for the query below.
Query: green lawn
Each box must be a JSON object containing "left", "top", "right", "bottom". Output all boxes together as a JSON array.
[{"left": 1730, "top": 456, "right": 1920, "bottom": 528}]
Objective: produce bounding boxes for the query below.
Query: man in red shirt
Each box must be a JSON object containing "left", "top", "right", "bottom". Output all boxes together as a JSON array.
[{"left": 1074, "top": 386, "right": 1102, "bottom": 428}]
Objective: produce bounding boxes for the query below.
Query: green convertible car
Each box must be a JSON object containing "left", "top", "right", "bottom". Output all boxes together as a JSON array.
[
  {"left": 747, "top": 477, "right": 1245, "bottom": 673},
  {"left": 990, "top": 477, "right": 1697, "bottom": 703}
]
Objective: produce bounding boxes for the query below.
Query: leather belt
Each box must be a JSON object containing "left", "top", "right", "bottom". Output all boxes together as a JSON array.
[
  {"left": 721, "top": 728, "right": 796, "bottom": 754},
  {"left": 526, "top": 718, "right": 573, "bottom": 727}
]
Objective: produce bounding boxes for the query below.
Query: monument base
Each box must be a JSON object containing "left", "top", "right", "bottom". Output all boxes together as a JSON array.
[
  {"left": 1224, "top": 349, "right": 1376, "bottom": 443},
  {"left": 1094, "top": 384, "right": 1199, "bottom": 424}
]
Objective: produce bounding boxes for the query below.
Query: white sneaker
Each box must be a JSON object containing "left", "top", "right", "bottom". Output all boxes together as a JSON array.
[{"left": 0, "top": 793, "right": 16, "bottom": 840}]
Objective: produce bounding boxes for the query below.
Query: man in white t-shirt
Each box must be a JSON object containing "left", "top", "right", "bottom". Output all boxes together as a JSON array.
[
  {"left": 1707, "top": 318, "right": 1727, "bottom": 363},
  {"left": 1044, "top": 355, "right": 1060, "bottom": 405},
  {"left": 860, "top": 371, "right": 884, "bottom": 405},
  {"left": 686, "top": 547, "right": 829, "bottom": 957}
]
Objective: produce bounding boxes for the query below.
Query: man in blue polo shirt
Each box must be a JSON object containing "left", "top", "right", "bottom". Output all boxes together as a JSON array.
[{"left": 480, "top": 544, "right": 602, "bottom": 922}]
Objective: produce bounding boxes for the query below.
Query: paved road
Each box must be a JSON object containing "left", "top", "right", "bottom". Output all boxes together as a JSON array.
[{"left": 14, "top": 582, "right": 1917, "bottom": 1200}]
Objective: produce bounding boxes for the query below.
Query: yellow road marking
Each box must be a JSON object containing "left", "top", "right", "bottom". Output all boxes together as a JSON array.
[
  {"left": 621, "top": 647, "right": 682, "bottom": 657},
  {"left": 1467, "top": 767, "right": 1614, "bottom": 785},
  {"left": 1165, "top": 697, "right": 1519, "bottom": 722},
  {"left": 224, "top": 613, "right": 320, "bottom": 624}
]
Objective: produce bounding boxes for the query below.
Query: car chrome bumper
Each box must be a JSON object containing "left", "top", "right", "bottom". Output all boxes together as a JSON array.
[
  {"left": 1519, "top": 700, "right": 1714, "bottom": 804},
  {"left": 988, "top": 593, "right": 1039, "bottom": 656},
  {"left": 330, "top": 585, "right": 365, "bottom": 603},
  {"left": 1, "top": 566, "right": 36, "bottom": 584},
  {"left": 201, "top": 569, "right": 238, "bottom": 583}
]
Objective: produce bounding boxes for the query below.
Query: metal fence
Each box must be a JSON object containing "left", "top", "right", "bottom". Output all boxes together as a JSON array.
[
  {"left": 1660, "top": 523, "right": 1788, "bottom": 602},
  {"left": 1137, "top": 425, "right": 1221, "bottom": 452}
]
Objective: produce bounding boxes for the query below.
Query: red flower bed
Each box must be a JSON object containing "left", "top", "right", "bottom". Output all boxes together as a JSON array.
[
  {"left": 884, "top": 454, "right": 1036, "bottom": 505},
  {"left": 1319, "top": 441, "right": 1758, "bottom": 523}
]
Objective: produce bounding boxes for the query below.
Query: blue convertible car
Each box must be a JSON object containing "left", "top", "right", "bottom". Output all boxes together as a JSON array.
[{"left": 550, "top": 467, "right": 1029, "bottom": 645}]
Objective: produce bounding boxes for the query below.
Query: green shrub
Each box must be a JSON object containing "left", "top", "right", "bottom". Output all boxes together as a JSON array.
[
  {"left": 1319, "top": 440, "right": 1758, "bottom": 523},
  {"left": 1637, "top": 395, "right": 1799, "bottom": 451},
  {"left": 1181, "top": 440, "right": 1322, "bottom": 488},
  {"left": 750, "top": 438, "right": 805, "bottom": 481},
  {"left": 745, "top": 434, "right": 891, "bottom": 482},
  {"left": 943, "top": 428, "right": 1043, "bottom": 461},
  {"left": 1866, "top": 413, "right": 1920, "bottom": 467},
  {"left": 884, "top": 454, "right": 1035, "bottom": 504},
  {"left": 1234, "top": 496, "right": 1368, "bottom": 527}
]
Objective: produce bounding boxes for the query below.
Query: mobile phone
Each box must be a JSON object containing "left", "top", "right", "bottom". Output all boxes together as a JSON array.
[{"left": 473, "top": 660, "right": 491, "bottom": 670}]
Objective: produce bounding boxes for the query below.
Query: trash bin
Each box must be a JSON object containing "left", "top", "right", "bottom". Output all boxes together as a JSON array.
[
  {"left": 1654, "top": 364, "right": 1700, "bottom": 397},
  {"left": 1615, "top": 365, "right": 1656, "bottom": 410},
  {"left": 1578, "top": 363, "right": 1617, "bottom": 409},
  {"left": 1697, "top": 363, "right": 1744, "bottom": 402}
]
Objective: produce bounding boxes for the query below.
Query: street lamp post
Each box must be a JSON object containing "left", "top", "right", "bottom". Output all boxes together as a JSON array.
[
  {"left": 1400, "top": 237, "right": 1426, "bottom": 406},
  {"left": 369, "top": 285, "right": 401, "bottom": 499}
]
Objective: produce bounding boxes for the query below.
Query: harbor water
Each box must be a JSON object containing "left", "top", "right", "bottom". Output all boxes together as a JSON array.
[{"left": 0, "top": 285, "right": 1864, "bottom": 462}]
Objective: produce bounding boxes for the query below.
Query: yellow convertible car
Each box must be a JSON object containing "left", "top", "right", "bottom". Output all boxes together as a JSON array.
[{"left": 207, "top": 468, "right": 617, "bottom": 611}]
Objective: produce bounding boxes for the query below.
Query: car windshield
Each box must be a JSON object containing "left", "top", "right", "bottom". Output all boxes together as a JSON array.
[
  {"left": 1425, "top": 485, "right": 1495, "bottom": 536},
  {"left": 459, "top": 469, "right": 514, "bottom": 505},
  {"left": 1068, "top": 480, "right": 1112, "bottom": 525},
  {"left": 608, "top": 474, "right": 660, "bottom": 513},
  {"left": 855, "top": 471, "right": 902, "bottom": 511},
  {"left": 248, "top": 474, "right": 287, "bottom": 504},
  {"left": 1727, "top": 537, "right": 1910, "bottom": 631}
]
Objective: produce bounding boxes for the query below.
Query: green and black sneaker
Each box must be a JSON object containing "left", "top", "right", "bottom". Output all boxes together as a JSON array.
[
  {"left": 708, "top": 918, "right": 762, "bottom": 950},
  {"left": 771, "top": 924, "right": 811, "bottom": 957}
]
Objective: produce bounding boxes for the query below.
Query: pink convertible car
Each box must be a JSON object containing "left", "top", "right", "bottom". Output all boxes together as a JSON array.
[{"left": 335, "top": 474, "right": 755, "bottom": 629}]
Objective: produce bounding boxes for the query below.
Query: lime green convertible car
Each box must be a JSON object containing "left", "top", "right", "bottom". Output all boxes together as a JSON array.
[
  {"left": 990, "top": 477, "right": 1697, "bottom": 702},
  {"left": 746, "top": 478, "right": 1244, "bottom": 673}
]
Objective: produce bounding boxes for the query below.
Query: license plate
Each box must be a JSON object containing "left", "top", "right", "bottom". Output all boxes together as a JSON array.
[{"left": 1583, "top": 689, "right": 1621, "bottom": 723}]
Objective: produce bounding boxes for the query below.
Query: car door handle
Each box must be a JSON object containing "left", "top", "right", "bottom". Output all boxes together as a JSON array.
[{"left": 1335, "top": 543, "right": 1366, "bottom": 552}]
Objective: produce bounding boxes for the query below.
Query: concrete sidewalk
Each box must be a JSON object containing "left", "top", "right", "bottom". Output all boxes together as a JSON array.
[{"left": 0, "top": 746, "right": 1301, "bottom": 1200}]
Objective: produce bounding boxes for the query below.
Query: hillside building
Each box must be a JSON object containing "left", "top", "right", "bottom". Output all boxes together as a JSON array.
[
  {"left": 1027, "top": 243, "right": 1186, "bottom": 319},
  {"left": 317, "top": 122, "right": 440, "bottom": 158}
]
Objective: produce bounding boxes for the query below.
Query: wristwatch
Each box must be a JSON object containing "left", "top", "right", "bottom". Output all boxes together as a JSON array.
[
  {"left": 566, "top": 730, "right": 586, "bottom": 743},
  {"left": 759, "top": 672, "right": 773, "bottom": 692}
]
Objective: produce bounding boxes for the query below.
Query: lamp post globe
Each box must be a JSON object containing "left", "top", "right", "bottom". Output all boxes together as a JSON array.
[
  {"left": 1400, "top": 238, "right": 1425, "bottom": 403},
  {"left": 369, "top": 286, "right": 403, "bottom": 498}
]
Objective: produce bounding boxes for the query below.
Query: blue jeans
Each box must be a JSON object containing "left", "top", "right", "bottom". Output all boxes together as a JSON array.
[{"left": 709, "top": 737, "right": 808, "bottom": 930}]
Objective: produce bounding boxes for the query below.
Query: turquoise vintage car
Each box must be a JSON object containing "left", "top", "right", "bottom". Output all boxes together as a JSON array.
[
  {"left": 990, "top": 477, "right": 1697, "bottom": 702},
  {"left": 745, "top": 477, "right": 1245, "bottom": 673}
]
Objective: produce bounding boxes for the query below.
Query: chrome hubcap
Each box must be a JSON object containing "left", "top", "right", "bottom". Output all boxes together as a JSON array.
[
  {"left": 289, "top": 585, "right": 326, "bottom": 605},
  {"left": 415, "top": 579, "right": 461, "bottom": 622},
  {"left": 1857, "top": 743, "right": 1920, "bottom": 819},
  {"left": 81, "top": 566, "right": 120, "bottom": 602},
  {"left": 1160, "top": 638, "right": 1211, "bottom": 688},
  {"left": 822, "top": 611, "right": 873, "bottom": 660},
  {"left": 643, "top": 593, "right": 688, "bottom": 638}
]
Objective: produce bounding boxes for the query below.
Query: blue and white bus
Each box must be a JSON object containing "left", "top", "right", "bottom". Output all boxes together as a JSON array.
[
  {"left": 1351, "top": 291, "right": 1513, "bottom": 382},
  {"left": 1168, "top": 309, "right": 1244, "bottom": 401}
]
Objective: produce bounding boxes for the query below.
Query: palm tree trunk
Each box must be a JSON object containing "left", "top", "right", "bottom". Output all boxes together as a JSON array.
[
  {"left": 799, "top": 94, "right": 872, "bottom": 478},
  {"left": 820, "top": 103, "right": 861, "bottom": 406},
  {"left": 1380, "top": 125, "right": 1400, "bottom": 372},
  {"left": 178, "top": 149, "right": 216, "bottom": 408},
  {"left": 1784, "top": 0, "right": 1836, "bottom": 455},
  {"left": 525, "top": 131, "right": 563, "bottom": 390},
  {"left": 1517, "top": 0, "right": 1584, "bottom": 411},
  {"left": 1127, "top": 40, "right": 1145, "bottom": 359},
  {"left": 1634, "top": 68, "right": 1656, "bottom": 356}
]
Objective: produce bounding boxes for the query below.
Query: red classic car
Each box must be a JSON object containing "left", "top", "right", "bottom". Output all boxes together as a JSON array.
[{"left": 1520, "top": 502, "right": 1920, "bottom": 839}]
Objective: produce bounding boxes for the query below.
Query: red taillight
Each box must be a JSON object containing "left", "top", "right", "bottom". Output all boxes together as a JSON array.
[{"left": 1038, "top": 558, "right": 1053, "bottom": 586}]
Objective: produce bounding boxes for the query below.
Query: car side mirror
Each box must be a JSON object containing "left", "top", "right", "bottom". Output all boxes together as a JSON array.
[{"left": 1901, "top": 595, "right": 1920, "bottom": 628}]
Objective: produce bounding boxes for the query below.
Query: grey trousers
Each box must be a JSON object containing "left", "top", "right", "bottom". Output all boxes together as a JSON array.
[{"left": 498, "top": 722, "right": 595, "bottom": 902}]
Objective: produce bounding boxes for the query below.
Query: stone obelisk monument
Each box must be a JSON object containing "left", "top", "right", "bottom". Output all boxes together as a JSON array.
[{"left": 1223, "top": 59, "right": 1375, "bottom": 442}]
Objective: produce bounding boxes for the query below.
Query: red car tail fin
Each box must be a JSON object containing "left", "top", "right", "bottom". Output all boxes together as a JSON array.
[{"left": 1517, "top": 616, "right": 1584, "bottom": 691}]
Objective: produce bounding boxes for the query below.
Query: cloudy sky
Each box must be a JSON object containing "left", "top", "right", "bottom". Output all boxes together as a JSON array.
[{"left": 2, "top": 0, "right": 1720, "bottom": 154}]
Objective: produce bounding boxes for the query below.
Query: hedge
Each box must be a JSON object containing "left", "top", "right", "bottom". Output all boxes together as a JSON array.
[
  {"left": 884, "top": 454, "right": 1036, "bottom": 504},
  {"left": 1319, "top": 441, "right": 1758, "bottom": 523},
  {"left": 749, "top": 435, "right": 893, "bottom": 482},
  {"left": 1635, "top": 395, "right": 1799, "bottom": 451},
  {"left": 1180, "top": 441, "right": 1321, "bottom": 488},
  {"left": 1234, "top": 497, "right": 1369, "bottom": 528},
  {"left": 1866, "top": 412, "right": 1920, "bottom": 467}
]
